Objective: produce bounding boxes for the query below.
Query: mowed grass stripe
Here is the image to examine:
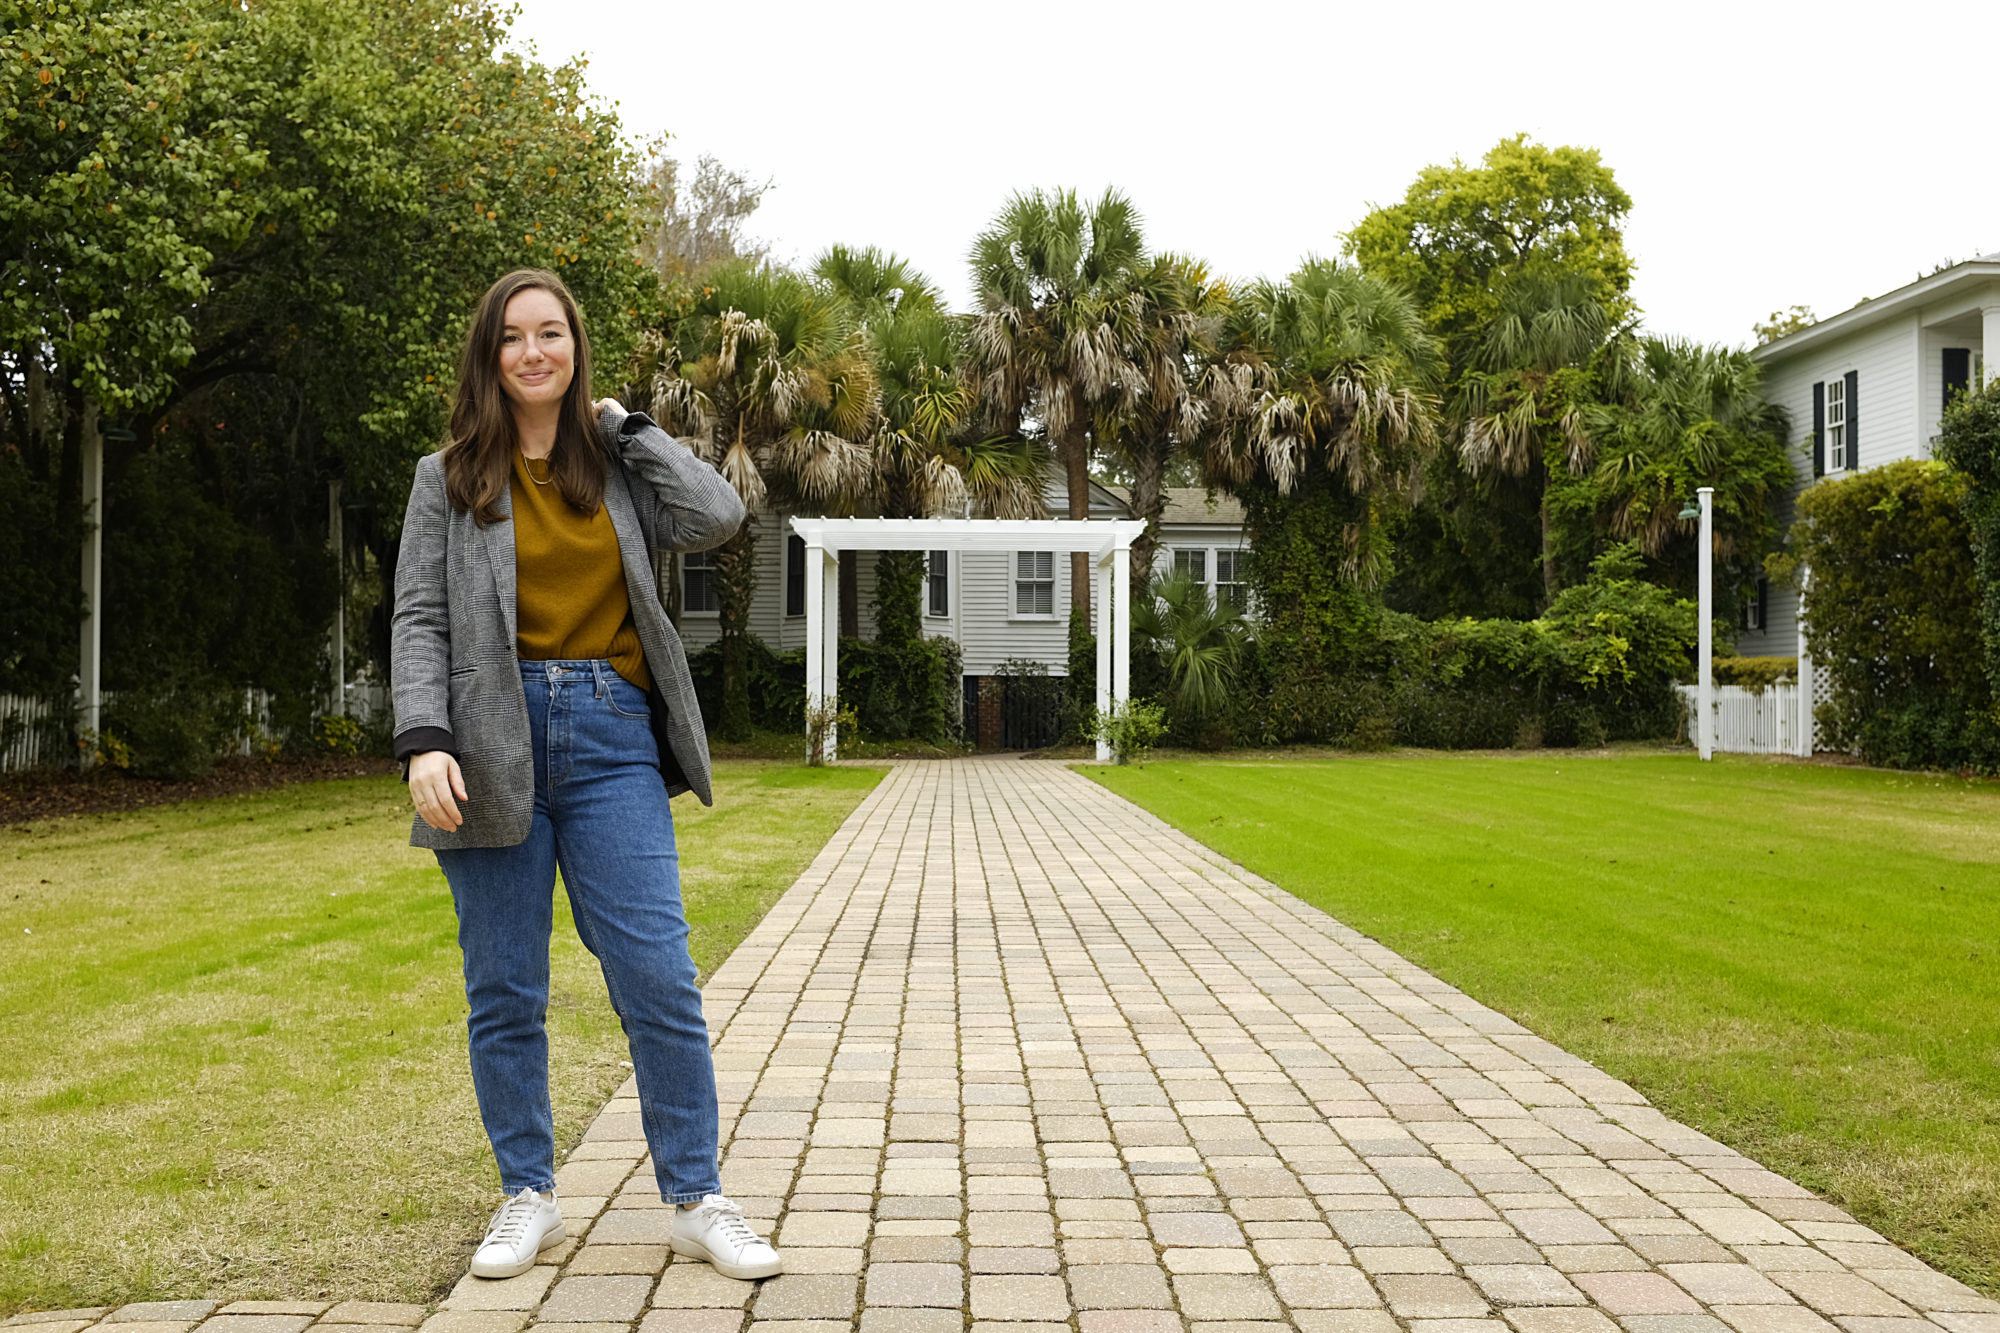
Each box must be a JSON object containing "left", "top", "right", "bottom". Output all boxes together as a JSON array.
[
  {"left": 0, "top": 760, "right": 882, "bottom": 1315},
  {"left": 1086, "top": 752, "right": 2000, "bottom": 1296}
]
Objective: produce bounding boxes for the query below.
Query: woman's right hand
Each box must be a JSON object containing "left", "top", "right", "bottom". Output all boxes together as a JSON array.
[{"left": 409, "top": 751, "right": 468, "bottom": 832}]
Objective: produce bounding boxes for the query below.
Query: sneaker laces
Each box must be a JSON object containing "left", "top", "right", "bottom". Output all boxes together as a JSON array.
[
  {"left": 697, "top": 1194, "right": 761, "bottom": 1246},
  {"left": 485, "top": 1187, "right": 546, "bottom": 1246}
]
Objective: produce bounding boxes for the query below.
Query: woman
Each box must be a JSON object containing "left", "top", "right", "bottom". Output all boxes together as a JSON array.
[{"left": 390, "top": 268, "right": 780, "bottom": 1282}]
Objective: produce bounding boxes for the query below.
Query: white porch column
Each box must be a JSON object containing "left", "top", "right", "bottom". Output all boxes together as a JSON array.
[
  {"left": 1112, "top": 541, "right": 1130, "bottom": 711},
  {"left": 1983, "top": 302, "right": 2000, "bottom": 388},
  {"left": 820, "top": 544, "right": 840, "bottom": 760},
  {"left": 1094, "top": 555, "right": 1113, "bottom": 762},
  {"left": 803, "top": 533, "right": 827, "bottom": 757},
  {"left": 78, "top": 400, "right": 102, "bottom": 756}
]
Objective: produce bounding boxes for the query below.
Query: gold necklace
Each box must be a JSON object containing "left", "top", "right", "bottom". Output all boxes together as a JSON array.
[{"left": 521, "top": 452, "right": 554, "bottom": 486}]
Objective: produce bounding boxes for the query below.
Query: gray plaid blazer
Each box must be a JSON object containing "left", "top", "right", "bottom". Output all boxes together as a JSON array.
[{"left": 389, "top": 407, "right": 744, "bottom": 849}]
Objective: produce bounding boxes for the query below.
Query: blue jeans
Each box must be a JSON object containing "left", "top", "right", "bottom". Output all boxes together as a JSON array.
[{"left": 435, "top": 659, "right": 720, "bottom": 1203}]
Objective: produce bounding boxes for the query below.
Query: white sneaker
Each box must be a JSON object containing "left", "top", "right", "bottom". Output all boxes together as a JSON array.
[
  {"left": 469, "top": 1186, "right": 566, "bottom": 1278},
  {"left": 671, "top": 1194, "right": 783, "bottom": 1279}
]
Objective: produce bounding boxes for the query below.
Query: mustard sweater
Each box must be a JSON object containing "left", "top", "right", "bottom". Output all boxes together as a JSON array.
[{"left": 510, "top": 450, "right": 652, "bottom": 691}]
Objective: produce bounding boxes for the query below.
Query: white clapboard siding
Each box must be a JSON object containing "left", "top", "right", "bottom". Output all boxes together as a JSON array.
[
  {"left": 957, "top": 548, "right": 1071, "bottom": 676},
  {"left": 1744, "top": 308, "right": 1927, "bottom": 658},
  {"left": 1675, "top": 683, "right": 1811, "bottom": 756}
]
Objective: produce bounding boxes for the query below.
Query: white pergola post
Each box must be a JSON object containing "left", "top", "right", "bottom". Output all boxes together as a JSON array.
[
  {"left": 803, "top": 532, "right": 829, "bottom": 761},
  {"left": 1095, "top": 556, "right": 1114, "bottom": 762},
  {"left": 1112, "top": 545, "right": 1130, "bottom": 713},
  {"left": 789, "top": 517, "right": 1145, "bottom": 762}
]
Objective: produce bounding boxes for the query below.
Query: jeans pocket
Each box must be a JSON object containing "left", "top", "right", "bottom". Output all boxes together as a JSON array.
[{"left": 604, "top": 681, "right": 651, "bottom": 721}]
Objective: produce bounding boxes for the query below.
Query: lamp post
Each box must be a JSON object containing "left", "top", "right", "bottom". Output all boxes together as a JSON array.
[{"left": 1678, "top": 487, "right": 1715, "bottom": 761}]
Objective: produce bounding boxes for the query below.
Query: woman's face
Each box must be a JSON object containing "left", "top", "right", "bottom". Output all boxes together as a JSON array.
[{"left": 497, "top": 286, "right": 574, "bottom": 413}]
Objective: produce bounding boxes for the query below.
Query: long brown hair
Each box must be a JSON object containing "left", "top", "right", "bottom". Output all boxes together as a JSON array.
[{"left": 442, "top": 268, "right": 606, "bottom": 524}]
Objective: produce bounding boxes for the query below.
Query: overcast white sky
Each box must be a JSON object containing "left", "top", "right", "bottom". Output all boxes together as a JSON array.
[{"left": 507, "top": 0, "right": 1993, "bottom": 347}]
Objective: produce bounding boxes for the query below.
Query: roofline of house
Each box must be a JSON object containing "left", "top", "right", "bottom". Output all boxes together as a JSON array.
[{"left": 1753, "top": 259, "right": 2000, "bottom": 364}]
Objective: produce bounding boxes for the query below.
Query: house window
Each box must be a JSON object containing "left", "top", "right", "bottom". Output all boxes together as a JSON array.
[
  {"left": 683, "top": 549, "right": 719, "bottom": 614},
  {"left": 1014, "top": 551, "right": 1054, "bottom": 616},
  {"left": 1742, "top": 578, "right": 1767, "bottom": 632},
  {"left": 785, "top": 533, "right": 806, "bottom": 617},
  {"left": 927, "top": 550, "right": 949, "bottom": 617},
  {"left": 1826, "top": 376, "right": 1847, "bottom": 471},
  {"left": 1173, "top": 548, "right": 1207, "bottom": 585},
  {"left": 1215, "top": 548, "right": 1247, "bottom": 609}
]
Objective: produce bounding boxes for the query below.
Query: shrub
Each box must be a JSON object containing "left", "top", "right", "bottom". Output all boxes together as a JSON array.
[
  {"left": 1216, "top": 542, "right": 1695, "bottom": 750},
  {"left": 1132, "top": 571, "right": 1247, "bottom": 745},
  {"left": 1932, "top": 378, "right": 2000, "bottom": 693},
  {"left": 1713, "top": 656, "right": 1796, "bottom": 692},
  {"left": 102, "top": 678, "right": 246, "bottom": 781},
  {"left": 1770, "top": 458, "right": 1999, "bottom": 772},
  {"left": 687, "top": 631, "right": 962, "bottom": 746},
  {"left": 1090, "top": 699, "right": 1168, "bottom": 765}
]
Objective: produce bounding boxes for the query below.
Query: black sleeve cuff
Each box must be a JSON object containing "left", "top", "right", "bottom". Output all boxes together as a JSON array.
[{"left": 393, "top": 726, "right": 458, "bottom": 780}]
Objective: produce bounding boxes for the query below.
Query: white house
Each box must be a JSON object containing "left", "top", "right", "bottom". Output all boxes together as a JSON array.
[
  {"left": 1738, "top": 253, "right": 1999, "bottom": 658},
  {"left": 671, "top": 472, "right": 1248, "bottom": 741}
]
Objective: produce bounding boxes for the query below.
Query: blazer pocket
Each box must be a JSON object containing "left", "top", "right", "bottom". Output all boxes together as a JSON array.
[{"left": 448, "top": 664, "right": 478, "bottom": 678}]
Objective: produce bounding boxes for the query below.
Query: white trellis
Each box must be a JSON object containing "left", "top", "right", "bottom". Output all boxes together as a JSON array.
[{"left": 788, "top": 517, "right": 1147, "bottom": 762}]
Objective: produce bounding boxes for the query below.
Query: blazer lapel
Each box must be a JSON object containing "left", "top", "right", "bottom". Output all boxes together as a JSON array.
[
  {"left": 602, "top": 464, "right": 658, "bottom": 614},
  {"left": 487, "top": 484, "right": 518, "bottom": 646}
]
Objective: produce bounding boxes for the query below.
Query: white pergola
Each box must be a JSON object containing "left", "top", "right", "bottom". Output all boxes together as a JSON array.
[{"left": 788, "top": 517, "right": 1147, "bottom": 762}]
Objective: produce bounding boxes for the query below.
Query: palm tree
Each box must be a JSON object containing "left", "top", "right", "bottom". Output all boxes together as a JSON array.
[
  {"left": 1201, "top": 258, "right": 1443, "bottom": 585},
  {"left": 1455, "top": 273, "right": 1619, "bottom": 607},
  {"left": 647, "top": 262, "right": 877, "bottom": 738},
  {"left": 815, "top": 246, "right": 1045, "bottom": 639},
  {"left": 1098, "top": 253, "right": 1230, "bottom": 593},
  {"left": 968, "top": 188, "right": 1148, "bottom": 622},
  {"left": 1585, "top": 337, "right": 1791, "bottom": 600},
  {"left": 1132, "top": 569, "right": 1247, "bottom": 721}
]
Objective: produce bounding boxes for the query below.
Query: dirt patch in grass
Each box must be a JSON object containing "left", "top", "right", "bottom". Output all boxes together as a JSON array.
[{"left": 0, "top": 754, "right": 397, "bottom": 828}]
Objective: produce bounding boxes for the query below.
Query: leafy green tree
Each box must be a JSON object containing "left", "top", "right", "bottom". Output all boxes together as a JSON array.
[
  {"left": 1, "top": 0, "right": 258, "bottom": 417},
  {"left": 1347, "top": 134, "right": 1634, "bottom": 355},
  {"left": 3, "top": 0, "right": 656, "bottom": 710},
  {"left": 647, "top": 262, "right": 876, "bottom": 737},
  {"left": 1752, "top": 305, "right": 1816, "bottom": 346},
  {"left": 1351, "top": 135, "right": 1636, "bottom": 618},
  {"left": 969, "top": 187, "right": 1148, "bottom": 621}
]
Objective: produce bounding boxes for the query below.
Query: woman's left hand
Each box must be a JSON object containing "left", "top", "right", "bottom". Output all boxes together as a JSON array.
[{"left": 593, "top": 397, "right": 625, "bottom": 419}]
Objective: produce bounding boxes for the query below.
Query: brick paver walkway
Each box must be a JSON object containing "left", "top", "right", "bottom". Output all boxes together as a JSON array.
[{"left": 12, "top": 759, "right": 1995, "bottom": 1333}]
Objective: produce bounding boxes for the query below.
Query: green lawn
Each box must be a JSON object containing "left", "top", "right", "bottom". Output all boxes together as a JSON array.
[
  {"left": 0, "top": 761, "right": 882, "bottom": 1315},
  {"left": 1087, "top": 752, "right": 2000, "bottom": 1297}
]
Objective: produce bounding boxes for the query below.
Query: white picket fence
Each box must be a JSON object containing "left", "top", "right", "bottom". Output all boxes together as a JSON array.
[
  {"left": 0, "top": 683, "right": 392, "bottom": 773},
  {"left": 1676, "top": 682, "right": 1814, "bottom": 756}
]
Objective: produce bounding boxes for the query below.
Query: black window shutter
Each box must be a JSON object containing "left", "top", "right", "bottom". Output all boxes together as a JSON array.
[
  {"left": 1945, "top": 348, "right": 1971, "bottom": 413},
  {"left": 1843, "top": 369, "right": 1859, "bottom": 470},
  {"left": 1757, "top": 577, "right": 1768, "bottom": 630},
  {"left": 785, "top": 533, "right": 806, "bottom": 617},
  {"left": 1812, "top": 381, "right": 1825, "bottom": 477}
]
